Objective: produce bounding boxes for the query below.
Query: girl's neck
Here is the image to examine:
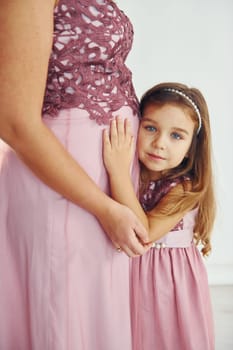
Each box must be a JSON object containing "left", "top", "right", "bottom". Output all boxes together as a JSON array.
[{"left": 140, "top": 165, "right": 168, "bottom": 182}]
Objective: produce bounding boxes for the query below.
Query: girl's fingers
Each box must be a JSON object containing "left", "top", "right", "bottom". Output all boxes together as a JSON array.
[
  {"left": 124, "top": 118, "right": 134, "bottom": 154},
  {"left": 117, "top": 116, "right": 133, "bottom": 145},
  {"left": 125, "top": 117, "right": 132, "bottom": 136},
  {"left": 124, "top": 118, "right": 133, "bottom": 146},
  {"left": 103, "top": 128, "right": 110, "bottom": 146},
  {"left": 110, "top": 118, "right": 118, "bottom": 146},
  {"left": 116, "top": 116, "right": 125, "bottom": 144},
  {"left": 109, "top": 116, "right": 133, "bottom": 147}
]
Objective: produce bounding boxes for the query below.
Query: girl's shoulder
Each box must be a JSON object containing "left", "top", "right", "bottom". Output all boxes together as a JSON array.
[{"left": 140, "top": 175, "right": 191, "bottom": 212}]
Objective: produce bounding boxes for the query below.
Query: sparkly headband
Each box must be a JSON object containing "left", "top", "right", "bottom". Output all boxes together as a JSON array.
[{"left": 164, "top": 88, "right": 202, "bottom": 134}]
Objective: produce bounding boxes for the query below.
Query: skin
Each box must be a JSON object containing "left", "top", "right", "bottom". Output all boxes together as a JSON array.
[
  {"left": 138, "top": 104, "right": 194, "bottom": 179},
  {"left": 0, "top": 0, "right": 149, "bottom": 256},
  {"left": 103, "top": 105, "right": 195, "bottom": 242}
]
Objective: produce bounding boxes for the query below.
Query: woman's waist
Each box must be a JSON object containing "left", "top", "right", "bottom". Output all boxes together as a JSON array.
[
  {"left": 43, "top": 105, "right": 138, "bottom": 120},
  {"left": 42, "top": 88, "right": 139, "bottom": 124}
]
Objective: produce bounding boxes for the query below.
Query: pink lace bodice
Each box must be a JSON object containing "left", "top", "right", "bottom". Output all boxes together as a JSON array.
[
  {"left": 140, "top": 176, "right": 192, "bottom": 232},
  {"left": 42, "top": 0, "right": 139, "bottom": 124}
]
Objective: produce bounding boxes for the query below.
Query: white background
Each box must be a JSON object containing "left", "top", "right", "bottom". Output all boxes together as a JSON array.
[{"left": 117, "top": 0, "right": 233, "bottom": 284}]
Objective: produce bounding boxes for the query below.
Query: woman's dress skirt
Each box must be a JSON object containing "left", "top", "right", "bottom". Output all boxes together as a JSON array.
[{"left": 0, "top": 106, "right": 139, "bottom": 350}]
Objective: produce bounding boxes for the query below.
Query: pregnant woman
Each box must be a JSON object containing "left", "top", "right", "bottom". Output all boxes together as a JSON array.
[{"left": 0, "top": 1, "right": 149, "bottom": 349}]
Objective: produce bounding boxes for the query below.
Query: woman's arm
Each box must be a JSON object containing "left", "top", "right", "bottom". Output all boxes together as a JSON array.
[
  {"left": 0, "top": 0, "right": 149, "bottom": 256},
  {"left": 103, "top": 117, "right": 188, "bottom": 242}
]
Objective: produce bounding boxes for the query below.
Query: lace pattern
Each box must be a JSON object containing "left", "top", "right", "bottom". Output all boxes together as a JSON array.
[
  {"left": 42, "top": 0, "right": 139, "bottom": 124},
  {"left": 140, "top": 177, "right": 191, "bottom": 231}
]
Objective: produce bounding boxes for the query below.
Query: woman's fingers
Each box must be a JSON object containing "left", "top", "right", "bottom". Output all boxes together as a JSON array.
[
  {"left": 115, "top": 229, "right": 151, "bottom": 257},
  {"left": 100, "top": 203, "right": 150, "bottom": 257}
]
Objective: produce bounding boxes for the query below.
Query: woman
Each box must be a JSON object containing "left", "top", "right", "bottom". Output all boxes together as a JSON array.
[{"left": 0, "top": 1, "right": 149, "bottom": 349}]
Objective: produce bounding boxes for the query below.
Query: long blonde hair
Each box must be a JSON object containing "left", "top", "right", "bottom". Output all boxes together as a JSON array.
[{"left": 139, "top": 82, "right": 216, "bottom": 256}]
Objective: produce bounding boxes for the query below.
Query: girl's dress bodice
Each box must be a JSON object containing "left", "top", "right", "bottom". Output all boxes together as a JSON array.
[
  {"left": 42, "top": 0, "right": 138, "bottom": 124},
  {"left": 140, "top": 176, "right": 197, "bottom": 247}
]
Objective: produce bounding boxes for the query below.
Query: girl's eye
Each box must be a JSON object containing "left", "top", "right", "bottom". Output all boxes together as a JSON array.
[
  {"left": 171, "top": 132, "right": 182, "bottom": 140},
  {"left": 145, "top": 125, "right": 157, "bottom": 132}
]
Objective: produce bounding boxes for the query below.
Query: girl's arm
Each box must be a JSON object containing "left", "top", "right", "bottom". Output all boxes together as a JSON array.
[
  {"left": 103, "top": 117, "right": 188, "bottom": 242},
  {"left": 0, "top": 0, "right": 149, "bottom": 257}
]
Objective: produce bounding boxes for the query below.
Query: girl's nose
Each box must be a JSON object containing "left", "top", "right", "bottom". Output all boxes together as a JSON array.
[{"left": 152, "top": 134, "right": 165, "bottom": 150}]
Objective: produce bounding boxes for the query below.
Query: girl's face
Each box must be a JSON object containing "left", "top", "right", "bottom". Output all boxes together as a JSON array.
[{"left": 137, "top": 103, "right": 195, "bottom": 179}]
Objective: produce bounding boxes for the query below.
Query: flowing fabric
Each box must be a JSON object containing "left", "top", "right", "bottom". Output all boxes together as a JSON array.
[
  {"left": 131, "top": 178, "right": 215, "bottom": 350},
  {"left": 0, "top": 108, "right": 139, "bottom": 350},
  {"left": 0, "top": 0, "right": 140, "bottom": 348}
]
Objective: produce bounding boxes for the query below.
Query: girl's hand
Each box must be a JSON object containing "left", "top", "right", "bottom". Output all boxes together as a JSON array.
[
  {"left": 103, "top": 117, "right": 134, "bottom": 177},
  {"left": 102, "top": 116, "right": 152, "bottom": 256}
]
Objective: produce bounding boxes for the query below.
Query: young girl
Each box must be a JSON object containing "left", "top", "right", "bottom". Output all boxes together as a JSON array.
[{"left": 103, "top": 82, "right": 216, "bottom": 350}]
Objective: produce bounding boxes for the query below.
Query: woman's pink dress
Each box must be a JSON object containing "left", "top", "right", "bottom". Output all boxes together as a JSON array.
[
  {"left": 0, "top": 1, "right": 139, "bottom": 349},
  {"left": 131, "top": 177, "right": 215, "bottom": 350}
]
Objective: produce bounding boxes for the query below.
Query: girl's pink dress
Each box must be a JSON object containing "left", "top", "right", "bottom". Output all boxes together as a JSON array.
[
  {"left": 0, "top": 1, "right": 139, "bottom": 349},
  {"left": 131, "top": 177, "right": 215, "bottom": 350}
]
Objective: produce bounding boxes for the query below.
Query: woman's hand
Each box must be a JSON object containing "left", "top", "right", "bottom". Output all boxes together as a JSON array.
[
  {"left": 97, "top": 199, "right": 151, "bottom": 257},
  {"left": 103, "top": 117, "right": 134, "bottom": 177}
]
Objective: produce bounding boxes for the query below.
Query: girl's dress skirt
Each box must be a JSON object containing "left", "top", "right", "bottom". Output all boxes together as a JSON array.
[{"left": 131, "top": 225, "right": 215, "bottom": 350}]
